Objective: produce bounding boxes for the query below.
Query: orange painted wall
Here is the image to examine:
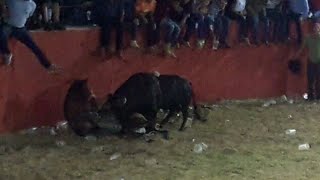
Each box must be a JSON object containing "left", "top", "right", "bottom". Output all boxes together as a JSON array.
[{"left": 0, "top": 22, "right": 312, "bottom": 133}]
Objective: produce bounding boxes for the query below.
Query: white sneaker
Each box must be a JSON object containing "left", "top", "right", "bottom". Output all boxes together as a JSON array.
[
  {"left": 197, "top": 40, "right": 205, "bottom": 49},
  {"left": 183, "top": 41, "right": 191, "bottom": 47},
  {"left": 47, "top": 64, "right": 62, "bottom": 75},
  {"left": 3, "top": 53, "right": 12, "bottom": 66},
  {"left": 212, "top": 40, "right": 219, "bottom": 50},
  {"left": 130, "top": 40, "right": 140, "bottom": 48}
]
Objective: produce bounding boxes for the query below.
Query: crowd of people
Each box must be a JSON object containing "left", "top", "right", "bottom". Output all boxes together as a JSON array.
[
  {"left": 15, "top": 0, "right": 320, "bottom": 59},
  {"left": 0, "top": 0, "right": 319, "bottom": 67}
]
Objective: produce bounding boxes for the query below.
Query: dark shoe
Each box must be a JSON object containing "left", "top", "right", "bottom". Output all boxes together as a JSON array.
[
  {"left": 265, "top": 41, "right": 270, "bottom": 46},
  {"left": 253, "top": 40, "right": 260, "bottom": 46},
  {"left": 44, "top": 23, "right": 54, "bottom": 31},
  {"left": 28, "top": 22, "right": 42, "bottom": 30},
  {"left": 219, "top": 43, "right": 231, "bottom": 49},
  {"left": 52, "top": 23, "right": 66, "bottom": 31}
]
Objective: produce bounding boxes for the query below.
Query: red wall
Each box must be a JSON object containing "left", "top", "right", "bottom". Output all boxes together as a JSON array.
[{"left": 0, "top": 23, "right": 312, "bottom": 133}]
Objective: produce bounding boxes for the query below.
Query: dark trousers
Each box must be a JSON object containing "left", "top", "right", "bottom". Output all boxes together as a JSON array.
[
  {"left": 183, "top": 14, "right": 202, "bottom": 42},
  {"left": 0, "top": 23, "right": 51, "bottom": 69},
  {"left": 198, "top": 14, "right": 230, "bottom": 42},
  {"left": 161, "top": 18, "right": 181, "bottom": 45},
  {"left": 198, "top": 15, "right": 208, "bottom": 40},
  {"left": 285, "top": 11, "right": 303, "bottom": 44},
  {"left": 307, "top": 60, "right": 320, "bottom": 100},
  {"left": 145, "top": 14, "right": 158, "bottom": 47},
  {"left": 100, "top": 18, "right": 123, "bottom": 51},
  {"left": 124, "top": 17, "right": 137, "bottom": 40},
  {"left": 227, "top": 12, "right": 248, "bottom": 40},
  {"left": 248, "top": 13, "right": 269, "bottom": 43},
  {"left": 266, "top": 8, "right": 285, "bottom": 42},
  {"left": 215, "top": 14, "right": 230, "bottom": 44}
]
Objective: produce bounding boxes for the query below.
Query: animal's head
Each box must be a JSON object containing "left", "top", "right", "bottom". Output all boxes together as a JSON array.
[
  {"left": 288, "top": 59, "right": 302, "bottom": 75},
  {"left": 73, "top": 79, "right": 92, "bottom": 96},
  {"left": 98, "top": 94, "right": 128, "bottom": 116},
  {"left": 97, "top": 94, "right": 128, "bottom": 129}
]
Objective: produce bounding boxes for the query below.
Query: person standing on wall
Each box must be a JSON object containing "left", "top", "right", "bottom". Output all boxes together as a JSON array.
[
  {"left": 92, "top": 0, "right": 125, "bottom": 60},
  {"left": 0, "top": 0, "right": 60, "bottom": 74},
  {"left": 285, "top": 0, "right": 310, "bottom": 45},
  {"left": 294, "top": 22, "right": 320, "bottom": 101}
]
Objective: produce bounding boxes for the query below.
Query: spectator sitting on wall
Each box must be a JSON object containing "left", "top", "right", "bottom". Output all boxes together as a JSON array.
[
  {"left": 161, "top": 0, "right": 184, "bottom": 58},
  {"left": 285, "top": 0, "right": 309, "bottom": 45},
  {"left": 92, "top": 0, "right": 125, "bottom": 60},
  {"left": 181, "top": 0, "right": 199, "bottom": 48},
  {"left": 123, "top": 0, "right": 140, "bottom": 48},
  {"left": 246, "top": 0, "right": 268, "bottom": 45},
  {"left": 196, "top": 0, "right": 211, "bottom": 49},
  {"left": 152, "top": 0, "right": 169, "bottom": 50},
  {"left": 216, "top": 0, "right": 230, "bottom": 49},
  {"left": 204, "top": 0, "right": 230, "bottom": 50},
  {"left": 34, "top": 0, "right": 65, "bottom": 31},
  {"left": 294, "top": 22, "right": 320, "bottom": 101},
  {"left": 135, "top": 0, "right": 157, "bottom": 51},
  {"left": 0, "top": 0, "right": 60, "bottom": 74},
  {"left": 265, "top": 0, "right": 284, "bottom": 43},
  {"left": 225, "top": 0, "right": 250, "bottom": 45}
]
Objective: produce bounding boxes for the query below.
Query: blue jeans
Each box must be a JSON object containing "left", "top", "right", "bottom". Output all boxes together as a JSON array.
[
  {"left": 313, "top": 11, "right": 320, "bottom": 22},
  {"left": 215, "top": 15, "right": 230, "bottom": 44},
  {"left": 161, "top": 18, "right": 181, "bottom": 45},
  {"left": 0, "top": 24, "right": 51, "bottom": 69},
  {"left": 198, "top": 15, "right": 212, "bottom": 40},
  {"left": 249, "top": 13, "right": 268, "bottom": 43},
  {"left": 124, "top": 16, "right": 138, "bottom": 40},
  {"left": 266, "top": 8, "right": 285, "bottom": 42},
  {"left": 285, "top": 11, "right": 303, "bottom": 44},
  {"left": 183, "top": 14, "right": 202, "bottom": 42}
]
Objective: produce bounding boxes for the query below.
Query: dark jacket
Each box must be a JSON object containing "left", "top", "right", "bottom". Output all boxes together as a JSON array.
[
  {"left": 92, "top": 0, "right": 124, "bottom": 24},
  {"left": 246, "top": 0, "right": 267, "bottom": 16}
]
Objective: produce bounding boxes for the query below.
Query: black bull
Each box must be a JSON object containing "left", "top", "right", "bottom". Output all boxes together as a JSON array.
[
  {"left": 99, "top": 73, "right": 203, "bottom": 133},
  {"left": 63, "top": 73, "right": 204, "bottom": 137}
]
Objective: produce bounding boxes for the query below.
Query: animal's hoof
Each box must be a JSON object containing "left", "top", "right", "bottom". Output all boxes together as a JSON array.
[
  {"left": 162, "top": 131, "right": 169, "bottom": 140},
  {"left": 179, "top": 128, "right": 185, "bottom": 131},
  {"left": 200, "top": 118, "right": 208, "bottom": 122}
]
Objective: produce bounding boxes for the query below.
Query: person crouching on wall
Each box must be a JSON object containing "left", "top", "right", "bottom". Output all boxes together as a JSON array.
[{"left": 92, "top": 0, "right": 125, "bottom": 60}]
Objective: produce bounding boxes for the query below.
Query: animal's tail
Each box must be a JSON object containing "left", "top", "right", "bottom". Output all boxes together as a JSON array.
[{"left": 189, "top": 82, "right": 202, "bottom": 120}]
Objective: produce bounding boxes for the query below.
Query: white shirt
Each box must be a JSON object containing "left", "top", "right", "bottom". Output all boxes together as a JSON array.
[
  {"left": 5, "top": 0, "right": 36, "bottom": 28},
  {"left": 233, "top": 0, "right": 246, "bottom": 12},
  {"left": 266, "top": 0, "right": 281, "bottom": 9}
]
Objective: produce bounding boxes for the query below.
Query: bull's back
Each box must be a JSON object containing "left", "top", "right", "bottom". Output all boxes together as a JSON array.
[
  {"left": 64, "top": 83, "right": 92, "bottom": 122},
  {"left": 113, "top": 73, "right": 161, "bottom": 113},
  {"left": 158, "top": 75, "right": 192, "bottom": 108}
]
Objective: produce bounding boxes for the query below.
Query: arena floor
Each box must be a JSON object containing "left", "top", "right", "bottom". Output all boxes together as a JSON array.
[{"left": 1, "top": 99, "right": 320, "bottom": 180}]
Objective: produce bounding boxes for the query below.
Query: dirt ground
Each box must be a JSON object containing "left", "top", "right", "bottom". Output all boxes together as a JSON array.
[{"left": 1, "top": 99, "right": 320, "bottom": 180}]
